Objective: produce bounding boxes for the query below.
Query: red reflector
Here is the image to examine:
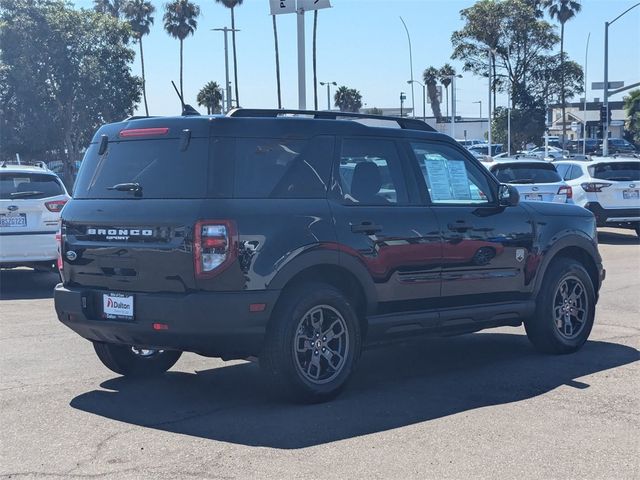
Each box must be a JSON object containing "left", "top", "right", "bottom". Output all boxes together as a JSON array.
[
  {"left": 152, "top": 323, "right": 169, "bottom": 330},
  {"left": 249, "top": 303, "right": 266, "bottom": 312},
  {"left": 202, "top": 237, "right": 227, "bottom": 249},
  {"left": 119, "top": 127, "right": 169, "bottom": 138}
]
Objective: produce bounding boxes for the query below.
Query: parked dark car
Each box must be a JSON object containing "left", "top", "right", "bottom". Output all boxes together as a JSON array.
[
  {"left": 602, "top": 138, "right": 637, "bottom": 154},
  {"left": 54, "top": 109, "right": 605, "bottom": 403},
  {"left": 567, "top": 139, "right": 598, "bottom": 154}
]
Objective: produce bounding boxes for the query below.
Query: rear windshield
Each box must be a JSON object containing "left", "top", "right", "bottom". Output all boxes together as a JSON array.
[
  {"left": 589, "top": 162, "right": 640, "bottom": 181},
  {"left": 491, "top": 162, "right": 562, "bottom": 184},
  {"left": 73, "top": 138, "right": 208, "bottom": 199},
  {"left": 0, "top": 172, "right": 65, "bottom": 200}
]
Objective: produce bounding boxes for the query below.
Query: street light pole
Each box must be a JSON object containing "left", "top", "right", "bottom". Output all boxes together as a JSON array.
[
  {"left": 603, "top": 2, "right": 640, "bottom": 156},
  {"left": 407, "top": 80, "right": 426, "bottom": 121},
  {"left": 297, "top": 7, "right": 306, "bottom": 110},
  {"left": 487, "top": 50, "right": 492, "bottom": 155},
  {"left": 213, "top": 27, "right": 239, "bottom": 112},
  {"left": 320, "top": 81, "right": 337, "bottom": 111},
  {"left": 399, "top": 17, "right": 416, "bottom": 118},
  {"left": 583, "top": 32, "right": 591, "bottom": 156}
]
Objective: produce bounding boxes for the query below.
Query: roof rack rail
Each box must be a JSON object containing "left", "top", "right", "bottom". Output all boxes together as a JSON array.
[
  {"left": 0, "top": 159, "right": 49, "bottom": 169},
  {"left": 226, "top": 108, "right": 436, "bottom": 132}
]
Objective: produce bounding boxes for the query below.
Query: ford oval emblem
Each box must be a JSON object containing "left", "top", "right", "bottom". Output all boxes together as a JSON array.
[
  {"left": 7, "top": 205, "right": 18, "bottom": 211},
  {"left": 66, "top": 251, "right": 78, "bottom": 261}
]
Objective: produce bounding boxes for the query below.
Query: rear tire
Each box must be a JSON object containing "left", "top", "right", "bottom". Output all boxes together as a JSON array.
[
  {"left": 260, "top": 283, "right": 361, "bottom": 403},
  {"left": 525, "top": 258, "right": 595, "bottom": 354},
  {"left": 93, "top": 342, "right": 182, "bottom": 377}
]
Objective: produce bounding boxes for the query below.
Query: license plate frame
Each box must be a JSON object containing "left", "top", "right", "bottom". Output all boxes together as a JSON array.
[
  {"left": 622, "top": 189, "right": 639, "bottom": 200},
  {"left": 0, "top": 213, "right": 27, "bottom": 228},
  {"left": 524, "top": 194, "right": 543, "bottom": 201},
  {"left": 102, "top": 292, "right": 135, "bottom": 321}
]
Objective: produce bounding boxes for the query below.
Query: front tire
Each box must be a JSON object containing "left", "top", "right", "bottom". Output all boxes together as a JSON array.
[
  {"left": 525, "top": 258, "right": 595, "bottom": 354},
  {"left": 93, "top": 342, "right": 182, "bottom": 377},
  {"left": 260, "top": 283, "right": 362, "bottom": 403}
]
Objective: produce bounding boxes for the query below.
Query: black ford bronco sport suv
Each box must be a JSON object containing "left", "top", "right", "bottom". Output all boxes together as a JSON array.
[{"left": 55, "top": 109, "right": 605, "bottom": 402}]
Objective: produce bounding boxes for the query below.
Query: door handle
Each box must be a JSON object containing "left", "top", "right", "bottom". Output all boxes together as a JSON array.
[
  {"left": 351, "top": 222, "right": 383, "bottom": 234},
  {"left": 447, "top": 222, "right": 473, "bottom": 232}
]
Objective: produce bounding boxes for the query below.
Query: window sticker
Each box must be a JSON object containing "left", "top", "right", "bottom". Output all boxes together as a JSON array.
[{"left": 422, "top": 157, "right": 471, "bottom": 201}]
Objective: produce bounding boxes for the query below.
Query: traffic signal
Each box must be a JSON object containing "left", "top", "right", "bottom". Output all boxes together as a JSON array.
[{"left": 599, "top": 105, "right": 612, "bottom": 125}]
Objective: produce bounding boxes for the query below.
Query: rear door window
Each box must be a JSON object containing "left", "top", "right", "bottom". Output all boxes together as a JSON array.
[
  {"left": 589, "top": 162, "right": 640, "bottom": 181},
  {"left": 73, "top": 138, "right": 209, "bottom": 199},
  {"left": 491, "top": 163, "right": 562, "bottom": 184},
  {"left": 233, "top": 136, "right": 333, "bottom": 199},
  {"left": 336, "top": 138, "right": 409, "bottom": 205},
  {"left": 0, "top": 173, "right": 65, "bottom": 200}
]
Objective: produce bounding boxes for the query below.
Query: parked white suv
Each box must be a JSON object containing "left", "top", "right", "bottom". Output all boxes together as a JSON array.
[
  {"left": 554, "top": 157, "right": 640, "bottom": 236},
  {"left": 0, "top": 163, "right": 70, "bottom": 269},
  {"left": 486, "top": 158, "right": 573, "bottom": 204}
]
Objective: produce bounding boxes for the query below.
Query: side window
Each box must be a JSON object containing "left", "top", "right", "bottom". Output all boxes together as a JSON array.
[
  {"left": 555, "top": 164, "right": 569, "bottom": 179},
  {"left": 233, "top": 136, "right": 333, "bottom": 198},
  {"left": 336, "top": 138, "right": 409, "bottom": 205},
  {"left": 566, "top": 165, "right": 583, "bottom": 180},
  {"left": 410, "top": 142, "right": 495, "bottom": 204}
]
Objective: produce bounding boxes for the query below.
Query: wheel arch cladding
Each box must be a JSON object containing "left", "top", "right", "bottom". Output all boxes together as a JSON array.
[{"left": 538, "top": 243, "right": 601, "bottom": 301}]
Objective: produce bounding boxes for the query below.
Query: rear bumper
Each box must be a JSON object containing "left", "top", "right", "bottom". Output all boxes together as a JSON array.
[
  {"left": 54, "top": 284, "right": 280, "bottom": 359},
  {"left": 0, "top": 232, "right": 57, "bottom": 264},
  {"left": 583, "top": 202, "right": 640, "bottom": 228}
]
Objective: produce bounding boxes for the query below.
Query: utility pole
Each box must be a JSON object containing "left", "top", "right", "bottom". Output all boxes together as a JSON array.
[
  {"left": 297, "top": 7, "right": 306, "bottom": 110},
  {"left": 213, "top": 27, "right": 239, "bottom": 112},
  {"left": 583, "top": 32, "right": 590, "bottom": 156},
  {"left": 487, "top": 50, "right": 492, "bottom": 155}
]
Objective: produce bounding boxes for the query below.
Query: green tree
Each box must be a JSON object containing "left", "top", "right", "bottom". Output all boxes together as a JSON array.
[
  {"left": 93, "top": 0, "right": 122, "bottom": 17},
  {"left": 163, "top": 0, "right": 200, "bottom": 100},
  {"left": 197, "top": 81, "right": 223, "bottom": 114},
  {"left": 451, "top": 0, "right": 559, "bottom": 109},
  {"left": 439, "top": 63, "right": 456, "bottom": 119},
  {"left": 423, "top": 67, "right": 443, "bottom": 120},
  {"left": 334, "top": 86, "right": 362, "bottom": 112},
  {"left": 0, "top": 0, "right": 141, "bottom": 186},
  {"left": 491, "top": 106, "right": 546, "bottom": 153},
  {"left": 544, "top": 0, "right": 582, "bottom": 145},
  {"left": 624, "top": 89, "right": 640, "bottom": 145},
  {"left": 215, "top": 0, "right": 243, "bottom": 107},
  {"left": 123, "top": 0, "right": 155, "bottom": 116}
]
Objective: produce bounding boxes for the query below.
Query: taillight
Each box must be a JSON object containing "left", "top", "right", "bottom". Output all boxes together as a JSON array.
[
  {"left": 56, "top": 221, "right": 65, "bottom": 271},
  {"left": 581, "top": 182, "right": 611, "bottom": 193},
  {"left": 45, "top": 200, "right": 67, "bottom": 212},
  {"left": 558, "top": 186, "right": 572, "bottom": 199},
  {"left": 194, "top": 220, "right": 237, "bottom": 278}
]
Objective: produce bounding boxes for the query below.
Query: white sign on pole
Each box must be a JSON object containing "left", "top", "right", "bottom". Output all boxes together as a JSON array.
[
  {"left": 298, "top": 0, "right": 331, "bottom": 11},
  {"left": 269, "top": 0, "right": 296, "bottom": 15}
]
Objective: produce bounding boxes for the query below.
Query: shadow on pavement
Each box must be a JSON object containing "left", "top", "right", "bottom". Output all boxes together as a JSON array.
[
  {"left": 70, "top": 333, "right": 639, "bottom": 449},
  {"left": 0, "top": 268, "right": 59, "bottom": 300},
  {"left": 597, "top": 230, "right": 639, "bottom": 245}
]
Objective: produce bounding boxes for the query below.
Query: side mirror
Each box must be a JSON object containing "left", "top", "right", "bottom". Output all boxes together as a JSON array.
[{"left": 498, "top": 184, "right": 520, "bottom": 207}]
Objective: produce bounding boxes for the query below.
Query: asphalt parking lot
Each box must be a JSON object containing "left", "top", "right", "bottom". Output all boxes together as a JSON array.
[{"left": 1, "top": 228, "right": 638, "bottom": 479}]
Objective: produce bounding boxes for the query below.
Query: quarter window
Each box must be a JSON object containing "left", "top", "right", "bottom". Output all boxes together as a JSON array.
[{"left": 410, "top": 142, "right": 494, "bottom": 204}]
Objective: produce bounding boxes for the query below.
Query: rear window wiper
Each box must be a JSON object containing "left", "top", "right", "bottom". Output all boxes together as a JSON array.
[
  {"left": 606, "top": 176, "right": 632, "bottom": 181},
  {"left": 107, "top": 182, "right": 143, "bottom": 196},
  {"left": 10, "top": 191, "right": 44, "bottom": 198},
  {"left": 509, "top": 179, "right": 535, "bottom": 184}
]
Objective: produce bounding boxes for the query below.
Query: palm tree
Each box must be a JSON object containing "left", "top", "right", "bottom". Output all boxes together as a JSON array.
[
  {"left": 215, "top": 0, "right": 243, "bottom": 107},
  {"left": 93, "top": 0, "right": 123, "bottom": 17},
  {"left": 197, "top": 81, "right": 223, "bottom": 114},
  {"left": 272, "top": 14, "right": 282, "bottom": 109},
  {"left": 439, "top": 64, "right": 456, "bottom": 120},
  {"left": 624, "top": 89, "right": 640, "bottom": 145},
  {"left": 163, "top": 0, "right": 200, "bottom": 100},
  {"left": 423, "top": 67, "right": 443, "bottom": 121},
  {"left": 545, "top": 0, "right": 582, "bottom": 146},
  {"left": 334, "top": 86, "right": 362, "bottom": 113},
  {"left": 124, "top": 0, "right": 155, "bottom": 116}
]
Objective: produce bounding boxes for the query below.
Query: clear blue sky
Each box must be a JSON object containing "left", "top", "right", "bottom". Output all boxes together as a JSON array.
[{"left": 75, "top": 0, "right": 640, "bottom": 117}]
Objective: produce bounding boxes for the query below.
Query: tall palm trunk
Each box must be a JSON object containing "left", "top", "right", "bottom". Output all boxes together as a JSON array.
[
  {"left": 231, "top": 7, "right": 239, "bottom": 107},
  {"left": 139, "top": 37, "right": 149, "bottom": 116},
  {"left": 313, "top": 10, "right": 318, "bottom": 110},
  {"left": 560, "top": 22, "right": 566, "bottom": 146},
  {"left": 272, "top": 15, "right": 282, "bottom": 109},
  {"left": 179, "top": 38, "right": 183, "bottom": 99}
]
